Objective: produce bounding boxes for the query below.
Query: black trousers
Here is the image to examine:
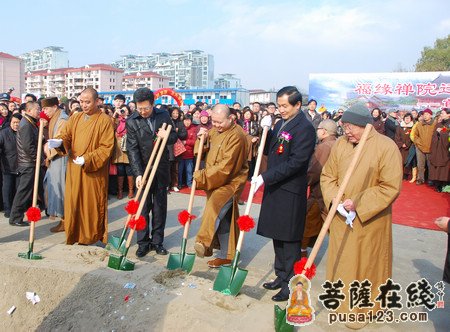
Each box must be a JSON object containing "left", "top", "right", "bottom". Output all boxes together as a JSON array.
[
  {"left": 273, "top": 239, "right": 301, "bottom": 295},
  {"left": 137, "top": 183, "right": 167, "bottom": 246},
  {"left": 2, "top": 172, "right": 18, "bottom": 214},
  {"left": 9, "top": 167, "right": 44, "bottom": 224}
]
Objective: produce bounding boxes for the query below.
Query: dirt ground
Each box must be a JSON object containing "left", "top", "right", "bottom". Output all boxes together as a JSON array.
[{"left": 0, "top": 194, "right": 449, "bottom": 331}]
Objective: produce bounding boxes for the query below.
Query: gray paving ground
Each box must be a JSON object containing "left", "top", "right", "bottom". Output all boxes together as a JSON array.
[{"left": 0, "top": 191, "right": 449, "bottom": 331}]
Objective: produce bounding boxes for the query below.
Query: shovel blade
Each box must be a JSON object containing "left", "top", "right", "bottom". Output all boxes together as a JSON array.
[
  {"left": 18, "top": 252, "right": 43, "bottom": 260},
  {"left": 213, "top": 265, "right": 248, "bottom": 296},
  {"left": 108, "top": 254, "right": 135, "bottom": 271},
  {"left": 108, "top": 236, "right": 121, "bottom": 250},
  {"left": 167, "top": 252, "right": 196, "bottom": 273}
]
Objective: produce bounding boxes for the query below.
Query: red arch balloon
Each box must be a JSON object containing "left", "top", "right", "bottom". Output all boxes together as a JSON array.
[{"left": 154, "top": 88, "right": 183, "bottom": 106}]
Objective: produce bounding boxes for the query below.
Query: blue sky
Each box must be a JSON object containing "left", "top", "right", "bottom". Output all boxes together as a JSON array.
[{"left": 3, "top": 0, "right": 450, "bottom": 91}]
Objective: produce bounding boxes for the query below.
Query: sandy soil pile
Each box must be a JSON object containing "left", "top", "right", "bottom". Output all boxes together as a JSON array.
[{"left": 0, "top": 241, "right": 276, "bottom": 331}]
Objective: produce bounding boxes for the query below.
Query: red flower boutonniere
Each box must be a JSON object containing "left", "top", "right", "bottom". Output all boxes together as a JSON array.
[
  {"left": 442, "top": 127, "right": 448, "bottom": 133},
  {"left": 277, "top": 131, "right": 292, "bottom": 154}
]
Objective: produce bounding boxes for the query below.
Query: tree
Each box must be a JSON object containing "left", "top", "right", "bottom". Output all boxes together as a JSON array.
[{"left": 415, "top": 35, "right": 450, "bottom": 72}]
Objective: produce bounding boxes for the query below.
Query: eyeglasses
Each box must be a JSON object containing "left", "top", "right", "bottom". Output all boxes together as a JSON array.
[{"left": 137, "top": 106, "right": 152, "bottom": 112}]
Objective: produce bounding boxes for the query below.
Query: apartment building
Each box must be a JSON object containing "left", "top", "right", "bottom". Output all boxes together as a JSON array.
[
  {"left": 122, "top": 71, "right": 170, "bottom": 91},
  {"left": 25, "top": 64, "right": 124, "bottom": 98},
  {"left": 112, "top": 50, "right": 214, "bottom": 89},
  {"left": 20, "top": 46, "right": 69, "bottom": 72},
  {"left": 0, "top": 52, "right": 25, "bottom": 96}
]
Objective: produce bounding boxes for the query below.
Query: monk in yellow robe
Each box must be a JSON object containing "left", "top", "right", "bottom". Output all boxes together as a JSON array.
[
  {"left": 193, "top": 104, "right": 249, "bottom": 268},
  {"left": 321, "top": 103, "right": 402, "bottom": 329},
  {"left": 50, "top": 88, "right": 114, "bottom": 245}
]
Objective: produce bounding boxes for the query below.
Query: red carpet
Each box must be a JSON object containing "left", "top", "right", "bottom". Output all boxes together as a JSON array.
[{"left": 176, "top": 180, "right": 449, "bottom": 231}]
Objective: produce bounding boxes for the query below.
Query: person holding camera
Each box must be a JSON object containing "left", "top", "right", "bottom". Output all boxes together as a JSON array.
[{"left": 111, "top": 105, "right": 134, "bottom": 199}]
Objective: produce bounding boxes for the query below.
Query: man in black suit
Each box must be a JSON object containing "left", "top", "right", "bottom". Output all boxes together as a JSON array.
[
  {"left": 253, "top": 86, "right": 316, "bottom": 301},
  {"left": 126, "top": 88, "right": 177, "bottom": 257}
]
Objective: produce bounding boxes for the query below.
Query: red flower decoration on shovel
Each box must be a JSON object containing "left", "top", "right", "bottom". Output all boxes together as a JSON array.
[
  {"left": 127, "top": 216, "right": 146, "bottom": 231},
  {"left": 237, "top": 215, "right": 255, "bottom": 232},
  {"left": 124, "top": 199, "right": 139, "bottom": 215},
  {"left": 178, "top": 210, "right": 196, "bottom": 226},
  {"left": 293, "top": 257, "right": 316, "bottom": 280},
  {"left": 26, "top": 207, "right": 41, "bottom": 223}
]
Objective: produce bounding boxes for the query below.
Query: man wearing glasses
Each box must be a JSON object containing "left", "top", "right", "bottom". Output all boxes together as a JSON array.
[{"left": 126, "top": 88, "right": 177, "bottom": 257}]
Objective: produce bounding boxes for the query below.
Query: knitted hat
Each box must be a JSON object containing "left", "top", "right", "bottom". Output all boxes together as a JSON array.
[
  {"left": 341, "top": 103, "right": 373, "bottom": 127},
  {"left": 200, "top": 111, "right": 209, "bottom": 117},
  {"left": 318, "top": 119, "right": 338, "bottom": 136},
  {"left": 41, "top": 97, "right": 59, "bottom": 108},
  {"left": 423, "top": 108, "right": 433, "bottom": 115}
]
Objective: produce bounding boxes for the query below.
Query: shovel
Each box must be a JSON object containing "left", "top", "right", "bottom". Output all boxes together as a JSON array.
[
  {"left": 213, "top": 125, "right": 269, "bottom": 295},
  {"left": 19, "top": 118, "right": 45, "bottom": 260},
  {"left": 167, "top": 133, "right": 205, "bottom": 272},
  {"left": 108, "top": 124, "right": 172, "bottom": 271},
  {"left": 108, "top": 123, "right": 167, "bottom": 251}
]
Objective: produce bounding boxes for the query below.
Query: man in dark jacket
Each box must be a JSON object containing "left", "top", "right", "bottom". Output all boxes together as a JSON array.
[
  {"left": 0, "top": 113, "right": 21, "bottom": 218},
  {"left": 126, "top": 88, "right": 177, "bottom": 257},
  {"left": 384, "top": 108, "right": 399, "bottom": 140},
  {"left": 253, "top": 86, "right": 316, "bottom": 301},
  {"left": 9, "top": 102, "right": 44, "bottom": 226},
  {"left": 302, "top": 99, "right": 322, "bottom": 130}
]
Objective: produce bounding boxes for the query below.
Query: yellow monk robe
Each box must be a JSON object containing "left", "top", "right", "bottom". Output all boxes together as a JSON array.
[
  {"left": 194, "top": 124, "right": 249, "bottom": 259},
  {"left": 320, "top": 127, "right": 402, "bottom": 314},
  {"left": 57, "top": 111, "right": 115, "bottom": 245}
]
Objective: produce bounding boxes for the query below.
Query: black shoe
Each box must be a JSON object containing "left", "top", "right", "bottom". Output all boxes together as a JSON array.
[
  {"left": 4, "top": 211, "right": 10, "bottom": 218},
  {"left": 136, "top": 245, "right": 150, "bottom": 258},
  {"left": 271, "top": 289, "right": 289, "bottom": 302},
  {"left": 416, "top": 179, "right": 424, "bottom": 185},
  {"left": 12, "top": 221, "right": 30, "bottom": 227},
  {"left": 263, "top": 279, "right": 283, "bottom": 290},
  {"left": 154, "top": 244, "right": 168, "bottom": 255}
]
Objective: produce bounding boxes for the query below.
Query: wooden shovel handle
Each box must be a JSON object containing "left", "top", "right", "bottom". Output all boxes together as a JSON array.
[
  {"left": 236, "top": 125, "right": 270, "bottom": 252},
  {"left": 29, "top": 120, "right": 45, "bottom": 244},
  {"left": 125, "top": 125, "right": 173, "bottom": 249},
  {"left": 303, "top": 124, "right": 373, "bottom": 272},
  {"left": 182, "top": 133, "right": 205, "bottom": 239},
  {"left": 135, "top": 123, "right": 167, "bottom": 200}
]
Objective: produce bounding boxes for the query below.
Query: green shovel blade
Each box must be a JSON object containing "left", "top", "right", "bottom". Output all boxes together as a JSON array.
[
  {"left": 107, "top": 253, "right": 135, "bottom": 271},
  {"left": 167, "top": 253, "right": 196, "bottom": 273},
  {"left": 108, "top": 228, "right": 128, "bottom": 251},
  {"left": 274, "top": 305, "right": 294, "bottom": 332},
  {"left": 213, "top": 265, "right": 248, "bottom": 296},
  {"left": 18, "top": 252, "right": 43, "bottom": 260}
]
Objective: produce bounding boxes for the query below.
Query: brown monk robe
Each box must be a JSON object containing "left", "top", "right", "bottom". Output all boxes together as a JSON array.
[
  {"left": 56, "top": 88, "right": 115, "bottom": 245},
  {"left": 321, "top": 103, "right": 402, "bottom": 329},
  {"left": 193, "top": 104, "right": 249, "bottom": 265}
]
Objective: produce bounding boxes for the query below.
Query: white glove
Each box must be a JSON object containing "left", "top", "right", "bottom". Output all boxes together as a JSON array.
[
  {"left": 136, "top": 175, "right": 143, "bottom": 189},
  {"left": 251, "top": 175, "right": 264, "bottom": 194},
  {"left": 260, "top": 115, "right": 272, "bottom": 128},
  {"left": 73, "top": 156, "right": 85, "bottom": 166},
  {"left": 47, "top": 138, "right": 63, "bottom": 149},
  {"left": 337, "top": 204, "right": 356, "bottom": 228}
]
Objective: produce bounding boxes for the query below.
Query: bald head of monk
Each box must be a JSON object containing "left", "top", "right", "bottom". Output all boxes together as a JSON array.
[
  {"left": 211, "top": 104, "right": 233, "bottom": 133},
  {"left": 79, "top": 87, "right": 99, "bottom": 115}
]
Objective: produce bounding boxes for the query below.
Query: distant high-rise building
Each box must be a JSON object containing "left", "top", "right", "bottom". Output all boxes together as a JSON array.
[
  {"left": 20, "top": 46, "right": 69, "bottom": 72},
  {"left": 0, "top": 52, "right": 25, "bottom": 97},
  {"left": 214, "top": 73, "right": 241, "bottom": 89},
  {"left": 112, "top": 50, "right": 214, "bottom": 89}
]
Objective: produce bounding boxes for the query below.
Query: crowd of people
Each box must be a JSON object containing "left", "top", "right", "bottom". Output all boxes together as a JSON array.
[{"left": 0, "top": 87, "right": 448, "bottom": 329}]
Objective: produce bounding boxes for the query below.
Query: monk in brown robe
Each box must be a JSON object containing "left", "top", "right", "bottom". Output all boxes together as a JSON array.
[
  {"left": 193, "top": 104, "right": 249, "bottom": 268},
  {"left": 321, "top": 103, "right": 402, "bottom": 330},
  {"left": 49, "top": 88, "right": 114, "bottom": 245},
  {"left": 302, "top": 119, "right": 337, "bottom": 256}
]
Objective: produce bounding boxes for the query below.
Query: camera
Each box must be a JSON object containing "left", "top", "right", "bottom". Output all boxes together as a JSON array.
[{"left": 120, "top": 109, "right": 125, "bottom": 115}]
